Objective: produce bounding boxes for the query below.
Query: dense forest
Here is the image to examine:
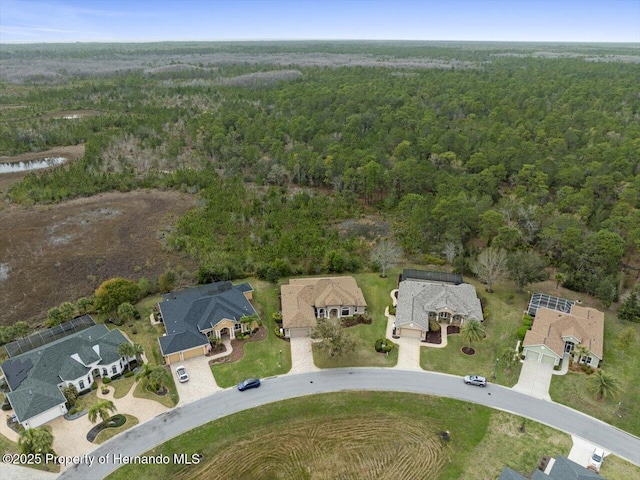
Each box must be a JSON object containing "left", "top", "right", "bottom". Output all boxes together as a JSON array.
[{"left": 1, "top": 41, "right": 639, "bottom": 304}]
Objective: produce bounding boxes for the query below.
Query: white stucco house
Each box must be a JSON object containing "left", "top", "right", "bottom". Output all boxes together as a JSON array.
[{"left": 1, "top": 322, "right": 134, "bottom": 429}]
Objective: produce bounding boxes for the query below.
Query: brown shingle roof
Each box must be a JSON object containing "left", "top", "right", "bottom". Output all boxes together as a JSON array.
[
  {"left": 281, "top": 277, "right": 367, "bottom": 330},
  {"left": 523, "top": 305, "right": 604, "bottom": 359}
]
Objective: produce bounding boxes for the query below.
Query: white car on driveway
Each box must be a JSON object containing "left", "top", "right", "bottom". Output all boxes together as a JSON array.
[
  {"left": 176, "top": 366, "right": 189, "bottom": 383},
  {"left": 589, "top": 447, "right": 604, "bottom": 471}
]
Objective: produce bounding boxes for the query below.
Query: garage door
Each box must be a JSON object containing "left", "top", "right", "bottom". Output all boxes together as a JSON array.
[
  {"left": 287, "top": 328, "right": 310, "bottom": 338},
  {"left": 541, "top": 354, "right": 556, "bottom": 366},
  {"left": 398, "top": 327, "right": 423, "bottom": 339},
  {"left": 526, "top": 350, "right": 540, "bottom": 362}
]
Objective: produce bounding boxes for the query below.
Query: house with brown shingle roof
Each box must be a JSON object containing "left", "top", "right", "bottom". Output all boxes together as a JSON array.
[
  {"left": 280, "top": 277, "right": 367, "bottom": 338},
  {"left": 523, "top": 304, "right": 604, "bottom": 367}
]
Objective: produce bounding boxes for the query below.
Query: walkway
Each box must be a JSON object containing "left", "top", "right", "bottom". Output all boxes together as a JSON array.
[
  {"left": 289, "top": 336, "right": 320, "bottom": 374},
  {"left": 48, "top": 375, "right": 170, "bottom": 464},
  {"left": 58, "top": 369, "right": 640, "bottom": 480}
]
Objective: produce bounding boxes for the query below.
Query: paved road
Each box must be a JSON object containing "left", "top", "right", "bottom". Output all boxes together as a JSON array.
[{"left": 59, "top": 369, "right": 640, "bottom": 479}]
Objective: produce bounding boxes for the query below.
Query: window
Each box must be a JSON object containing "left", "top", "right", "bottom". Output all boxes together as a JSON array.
[
  {"left": 102, "top": 368, "right": 108, "bottom": 376},
  {"left": 341, "top": 307, "right": 350, "bottom": 316},
  {"left": 79, "top": 380, "right": 85, "bottom": 390},
  {"left": 234, "top": 323, "right": 242, "bottom": 331},
  {"left": 585, "top": 356, "right": 592, "bottom": 365},
  {"left": 439, "top": 312, "right": 449, "bottom": 319},
  {"left": 112, "top": 365, "right": 117, "bottom": 374}
]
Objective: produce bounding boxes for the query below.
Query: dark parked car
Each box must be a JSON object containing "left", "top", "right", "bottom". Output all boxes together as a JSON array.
[
  {"left": 464, "top": 375, "right": 487, "bottom": 387},
  {"left": 237, "top": 378, "right": 261, "bottom": 391}
]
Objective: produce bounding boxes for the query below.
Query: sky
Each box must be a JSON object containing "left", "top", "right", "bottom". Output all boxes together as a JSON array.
[{"left": 0, "top": 0, "right": 639, "bottom": 43}]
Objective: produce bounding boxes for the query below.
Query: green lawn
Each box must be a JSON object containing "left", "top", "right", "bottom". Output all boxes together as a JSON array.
[
  {"left": 420, "top": 278, "right": 525, "bottom": 387},
  {"left": 111, "top": 375, "right": 137, "bottom": 399},
  {"left": 600, "top": 454, "right": 640, "bottom": 479},
  {"left": 94, "top": 414, "right": 139, "bottom": 444},
  {"left": 106, "top": 391, "right": 571, "bottom": 480},
  {"left": 313, "top": 271, "right": 399, "bottom": 368},
  {"left": 211, "top": 278, "right": 292, "bottom": 388},
  {"left": 549, "top": 312, "right": 640, "bottom": 437}
]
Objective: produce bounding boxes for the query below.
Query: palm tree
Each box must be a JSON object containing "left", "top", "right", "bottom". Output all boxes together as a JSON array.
[
  {"left": 586, "top": 370, "right": 621, "bottom": 401},
  {"left": 118, "top": 342, "right": 144, "bottom": 366},
  {"left": 88, "top": 400, "right": 117, "bottom": 426},
  {"left": 554, "top": 273, "right": 565, "bottom": 290},
  {"left": 461, "top": 319, "right": 485, "bottom": 353},
  {"left": 146, "top": 366, "right": 171, "bottom": 394},
  {"left": 574, "top": 344, "right": 590, "bottom": 364},
  {"left": 500, "top": 346, "right": 516, "bottom": 372},
  {"left": 135, "top": 362, "right": 153, "bottom": 384},
  {"left": 19, "top": 427, "right": 54, "bottom": 455}
]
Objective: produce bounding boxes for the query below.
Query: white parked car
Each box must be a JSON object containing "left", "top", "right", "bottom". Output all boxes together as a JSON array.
[
  {"left": 176, "top": 366, "right": 189, "bottom": 383},
  {"left": 589, "top": 447, "right": 604, "bottom": 471}
]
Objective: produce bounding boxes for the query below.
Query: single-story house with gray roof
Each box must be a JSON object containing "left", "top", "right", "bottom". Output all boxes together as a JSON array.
[
  {"left": 499, "top": 455, "right": 603, "bottom": 479},
  {"left": 394, "top": 277, "right": 483, "bottom": 341},
  {"left": 0, "top": 322, "right": 134, "bottom": 429},
  {"left": 157, "top": 281, "right": 256, "bottom": 364}
]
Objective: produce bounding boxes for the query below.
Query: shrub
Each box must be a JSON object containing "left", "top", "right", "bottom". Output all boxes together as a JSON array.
[
  {"left": 581, "top": 364, "right": 595, "bottom": 375},
  {"left": 388, "top": 304, "right": 396, "bottom": 315},
  {"left": 124, "top": 371, "right": 134, "bottom": 378},
  {"left": 274, "top": 326, "right": 285, "bottom": 338},
  {"left": 111, "top": 373, "right": 121, "bottom": 380},
  {"left": 101, "top": 387, "right": 109, "bottom": 395},
  {"left": 375, "top": 338, "right": 395, "bottom": 353},
  {"left": 422, "top": 253, "right": 446, "bottom": 266},
  {"left": 1, "top": 399, "right": 12, "bottom": 411},
  {"left": 517, "top": 326, "right": 529, "bottom": 341},
  {"left": 272, "top": 312, "right": 283, "bottom": 323},
  {"left": 90, "top": 382, "right": 97, "bottom": 391},
  {"left": 522, "top": 314, "right": 533, "bottom": 327},
  {"left": 102, "top": 377, "right": 112, "bottom": 384}
]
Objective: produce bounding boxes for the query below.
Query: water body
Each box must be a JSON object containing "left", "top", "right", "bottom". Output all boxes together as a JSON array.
[{"left": 0, "top": 157, "right": 66, "bottom": 173}]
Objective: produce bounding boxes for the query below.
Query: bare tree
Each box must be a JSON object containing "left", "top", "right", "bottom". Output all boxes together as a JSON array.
[
  {"left": 442, "top": 241, "right": 460, "bottom": 265},
  {"left": 471, "top": 247, "right": 507, "bottom": 293},
  {"left": 371, "top": 238, "right": 402, "bottom": 278}
]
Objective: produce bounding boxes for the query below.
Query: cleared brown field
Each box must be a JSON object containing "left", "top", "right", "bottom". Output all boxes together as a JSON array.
[
  {"left": 0, "top": 189, "right": 197, "bottom": 326},
  {"left": 180, "top": 415, "right": 448, "bottom": 480}
]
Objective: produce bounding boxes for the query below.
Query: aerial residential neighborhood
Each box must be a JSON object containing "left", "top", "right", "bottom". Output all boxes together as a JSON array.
[{"left": 1, "top": 2, "right": 639, "bottom": 479}]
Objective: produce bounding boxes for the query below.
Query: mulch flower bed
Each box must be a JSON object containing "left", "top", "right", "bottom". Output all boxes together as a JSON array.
[
  {"left": 209, "top": 327, "right": 267, "bottom": 365},
  {"left": 447, "top": 325, "right": 460, "bottom": 335},
  {"left": 461, "top": 347, "right": 475, "bottom": 355},
  {"left": 86, "top": 414, "right": 126, "bottom": 443},
  {"left": 425, "top": 329, "right": 442, "bottom": 344}
]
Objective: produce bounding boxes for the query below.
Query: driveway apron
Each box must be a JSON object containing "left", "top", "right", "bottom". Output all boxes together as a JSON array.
[
  {"left": 289, "top": 336, "right": 320, "bottom": 374},
  {"left": 172, "top": 354, "right": 222, "bottom": 406},
  {"left": 512, "top": 357, "right": 553, "bottom": 400}
]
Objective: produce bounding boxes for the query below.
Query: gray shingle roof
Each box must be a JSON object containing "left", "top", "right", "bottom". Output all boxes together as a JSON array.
[
  {"left": 395, "top": 280, "right": 483, "bottom": 330},
  {"left": 498, "top": 468, "right": 529, "bottom": 480},
  {"left": 1, "top": 322, "right": 131, "bottom": 424},
  {"left": 158, "top": 282, "right": 256, "bottom": 356},
  {"left": 549, "top": 456, "right": 602, "bottom": 479}
]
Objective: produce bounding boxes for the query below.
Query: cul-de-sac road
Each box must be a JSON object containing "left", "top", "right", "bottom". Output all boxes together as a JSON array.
[{"left": 59, "top": 368, "right": 640, "bottom": 479}]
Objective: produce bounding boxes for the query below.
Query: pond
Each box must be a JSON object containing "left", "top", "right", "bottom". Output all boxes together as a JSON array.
[{"left": 0, "top": 157, "right": 66, "bottom": 173}]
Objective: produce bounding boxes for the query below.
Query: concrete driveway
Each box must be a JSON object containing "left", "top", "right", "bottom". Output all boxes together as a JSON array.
[
  {"left": 385, "top": 307, "right": 422, "bottom": 371},
  {"left": 171, "top": 355, "right": 221, "bottom": 406},
  {"left": 512, "top": 357, "right": 553, "bottom": 400},
  {"left": 289, "top": 336, "right": 320, "bottom": 374},
  {"left": 568, "top": 436, "right": 608, "bottom": 469}
]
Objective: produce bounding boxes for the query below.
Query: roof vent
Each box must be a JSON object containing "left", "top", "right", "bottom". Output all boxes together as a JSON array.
[{"left": 28, "top": 390, "right": 33, "bottom": 395}]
